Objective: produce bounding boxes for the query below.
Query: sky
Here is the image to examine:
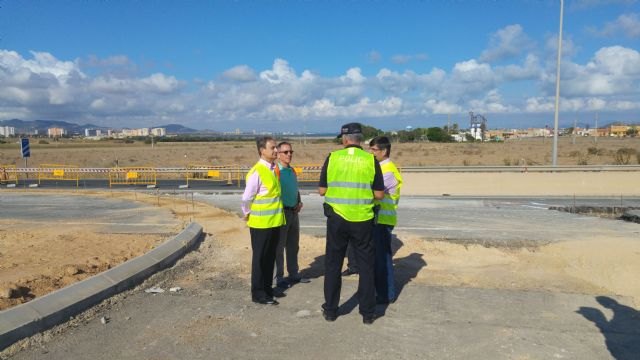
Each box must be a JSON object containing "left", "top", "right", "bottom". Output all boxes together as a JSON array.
[{"left": 0, "top": 0, "right": 639, "bottom": 133}]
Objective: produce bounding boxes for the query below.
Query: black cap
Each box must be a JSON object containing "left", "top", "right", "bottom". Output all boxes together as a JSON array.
[{"left": 337, "top": 122, "right": 363, "bottom": 138}]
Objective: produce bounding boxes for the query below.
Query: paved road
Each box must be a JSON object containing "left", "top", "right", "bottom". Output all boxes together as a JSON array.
[
  {"left": 8, "top": 271, "right": 640, "bottom": 360},
  {"left": 3, "top": 192, "right": 640, "bottom": 359},
  {"left": 0, "top": 193, "right": 181, "bottom": 234},
  {"left": 194, "top": 193, "right": 640, "bottom": 246}
]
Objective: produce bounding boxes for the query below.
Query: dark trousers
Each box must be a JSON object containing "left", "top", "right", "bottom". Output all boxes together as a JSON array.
[
  {"left": 374, "top": 224, "right": 396, "bottom": 302},
  {"left": 346, "top": 243, "right": 358, "bottom": 272},
  {"left": 275, "top": 209, "right": 300, "bottom": 281},
  {"left": 323, "top": 214, "right": 375, "bottom": 316},
  {"left": 250, "top": 226, "right": 280, "bottom": 300}
]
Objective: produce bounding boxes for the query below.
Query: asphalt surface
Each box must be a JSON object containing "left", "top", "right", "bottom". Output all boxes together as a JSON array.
[
  {"left": 195, "top": 193, "right": 640, "bottom": 246},
  {"left": 0, "top": 193, "right": 181, "bottom": 234},
  {"left": 2, "top": 192, "right": 640, "bottom": 359}
]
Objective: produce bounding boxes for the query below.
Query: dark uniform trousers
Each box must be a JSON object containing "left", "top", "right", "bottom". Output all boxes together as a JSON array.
[
  {"left": 250, "top": 226, "right": 281, "bottom": 300},
  {"left": 323, "top": 213, "right": 376, "bottom": 316}
]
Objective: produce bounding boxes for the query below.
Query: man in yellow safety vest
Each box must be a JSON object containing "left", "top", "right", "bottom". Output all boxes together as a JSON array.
[
  {"left": 369, "top": 136, "right": 402, "bottom": 304},
  {"left": 318, "top": 123, "right": 385, "bottom": 324},
  {"left": 241, "top": 136, "right": 286, "bottom": 305}
]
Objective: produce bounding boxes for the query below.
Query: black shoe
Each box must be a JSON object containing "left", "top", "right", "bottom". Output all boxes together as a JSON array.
[
  {"left": 362, "top": 314, "right": 377, "bottom": 325},
  {"left": 377, "top": 297, "right": 396, "bottom": 305},
  {"left": 287, "top": 276, "right": 310, "bottom": 285},
  {"left": 341, "top": 268, "right": 358, "bottom": 276},
  {"left": 276, "top": 280, "right": 291, "bottom": 289},
  {"left": 323, "top": 310, "right": 337, "bottom": 322},
  {"left": 253, "top": 297, "right": 279, "bottom": 305},
  {"left": 272, "top": 288, "right": 287, "bottom": 298}
]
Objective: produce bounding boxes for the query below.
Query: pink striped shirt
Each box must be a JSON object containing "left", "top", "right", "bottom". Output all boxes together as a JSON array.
[{"left": 241, "top": 159, "right": 276, "bottom": 216}]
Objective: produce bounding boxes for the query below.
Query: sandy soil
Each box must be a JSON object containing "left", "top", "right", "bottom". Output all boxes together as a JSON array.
[
  {"left": 2, "top": 184, "right": 638, "bottom": 314},
  {"left": 0, "top": 136, "right": 638, "bottom": 168}
]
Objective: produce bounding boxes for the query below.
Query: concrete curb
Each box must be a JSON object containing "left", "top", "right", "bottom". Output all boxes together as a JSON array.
[{"left": 0, "top": 222, "right": 203, "bottom": 350}]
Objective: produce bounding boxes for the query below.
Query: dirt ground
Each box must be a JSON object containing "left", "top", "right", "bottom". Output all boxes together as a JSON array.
[
  {"left": 0, "top": 136, "right": 638, "bottom": 168},
  {"left": 2, "top": 183, "right": 639, "bottom": 314}
]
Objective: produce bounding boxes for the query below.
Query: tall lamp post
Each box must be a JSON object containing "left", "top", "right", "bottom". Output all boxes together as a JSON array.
[{"left": 552, "top": 0, "right": 564, "bottom": 166}]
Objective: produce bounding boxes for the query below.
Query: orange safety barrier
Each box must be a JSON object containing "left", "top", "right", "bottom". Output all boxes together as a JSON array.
[
  {"left": 109, "top": 167, "right": 157, "bottom": 187},
  {"left": 186, "top": 164, "right": 243, "bottom": 187},
  {"left": 38, "top": 164, "right": 79, "bottom": 187},
  {"left": 0, "top": 164, "right": 18, "bottom": 185},
  {"left": 292, "top": 164, "right": 322, "bottom": 183}
]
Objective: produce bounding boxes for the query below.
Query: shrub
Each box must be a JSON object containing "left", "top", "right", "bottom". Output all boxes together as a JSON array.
[
  {"left": 577, "top": 155, "right": 589, "bottom": 165},
  {"left": 568, "top": 150, "right": 581, "bottom": 158},
  {"left": 503, "top": 158, "right": 511, "bottom": 166},
  {"left": 587, "top": 147, "right": 606, "bottom": 156},
  {"left": 614, "top": 148, "right": 636, "bottom": 165},
  {"left": 38, "top": 140, "right": 49, "bottom": 144}
]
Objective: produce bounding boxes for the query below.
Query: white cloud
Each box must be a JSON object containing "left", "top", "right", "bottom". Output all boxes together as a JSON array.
[
  {"left": 562, "top": 46, "right": 640, "bottom": 96},
  {"left": 496, "top": 54, "right": 541, "bottom": 81},
  {"left": 424, "top": 99, "right": 462, "bottom": 114},
  {"left": 259, "top": 58, "right": 297, "bottom": 84},
  {"left": 222, "top": 65, "right": 257, "bottom": 82},
  {"left": 391, "top": 53, "right": 429, "bottom": 64},
  {"left": 480, "top": 24, "right": 533, "bottom": 62},
  {"left": 591, "top": 13, "right": 640, "bottom": 38},
  {"left": 1, "top": 44, "right": 638, "bottom": 131}
]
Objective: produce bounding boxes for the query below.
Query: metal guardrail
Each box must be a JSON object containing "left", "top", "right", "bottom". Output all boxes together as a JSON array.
[{"left": 2, "top": 165, "right": 640, "bottom": 182}]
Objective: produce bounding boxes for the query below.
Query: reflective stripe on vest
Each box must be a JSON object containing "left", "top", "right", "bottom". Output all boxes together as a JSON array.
[
  {"left": 325, "top": 147, "right": 376, "bottom": 222},
  {"left": 247, "top": 162, "right": 285, "bottom": 229},
  {"left": 376, "top": 160, "right": 402, "bottom": 226}
]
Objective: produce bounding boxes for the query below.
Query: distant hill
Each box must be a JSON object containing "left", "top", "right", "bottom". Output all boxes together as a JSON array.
[
  {"left": 0, "top": 119, "right": 102, "bottom": 135},
  {"left": 161, "top": 123, "right": 199, "bottom": 134}
]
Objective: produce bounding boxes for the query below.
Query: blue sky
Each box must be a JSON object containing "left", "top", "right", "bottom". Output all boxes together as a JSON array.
[{"left": 0, "top": 0, "right": 638, "bottom": 132}]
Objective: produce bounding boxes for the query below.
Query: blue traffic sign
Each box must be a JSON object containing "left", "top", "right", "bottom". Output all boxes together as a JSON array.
[{"left": 21, "top": 138, "right": 30, "bottom": 158}]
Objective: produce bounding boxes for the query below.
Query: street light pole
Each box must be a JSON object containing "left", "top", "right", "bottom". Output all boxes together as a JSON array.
[{"left": 552, "top": 0, "right": 564, "bottom": 166}]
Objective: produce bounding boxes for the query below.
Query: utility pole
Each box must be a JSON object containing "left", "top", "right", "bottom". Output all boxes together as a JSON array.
[
  {"left": 552, "top": 0, "right": 564, "bottom": 167},
  {"left": 595, "top": 112, "right": 599, "bottom": 144},
  {"left": 572, "top": 118, "right": 577, "bottom": 145}
]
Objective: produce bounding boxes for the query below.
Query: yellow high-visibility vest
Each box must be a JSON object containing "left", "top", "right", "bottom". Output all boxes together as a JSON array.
[
  {"left": 376, "top": 160, "right": 402, "bottom": 226},
  {"left": 247, "top": 162, "right": 285, "bottom": 228},
  {"left": 325, "top": 147, "right": 376, "bottom": 222}
]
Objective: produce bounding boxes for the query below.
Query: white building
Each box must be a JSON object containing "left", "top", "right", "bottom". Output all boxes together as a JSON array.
[
  {"left": 0, "top": 126, "right": 15, "bottom": 137},
  {"left": 48, "top": 127, "right": 66, "bottom": 137},
  {"left": 151, "top": 127, "right": 166, "bottom": 136}
]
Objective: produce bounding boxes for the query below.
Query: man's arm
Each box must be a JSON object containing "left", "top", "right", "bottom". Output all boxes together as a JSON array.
[
  {"left": 318, "top": 155, "right": 330, "bottom": 196},
  {"left": 372, "top": 159, "right": 385, "bottom": 200}
]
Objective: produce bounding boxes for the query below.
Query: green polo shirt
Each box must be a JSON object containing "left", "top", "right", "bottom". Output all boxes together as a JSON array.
[{"left": 278, "top": 163, "right": 299, "bottom": 208}]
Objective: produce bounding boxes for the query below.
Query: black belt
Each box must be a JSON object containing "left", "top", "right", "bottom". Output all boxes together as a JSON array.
[{"left": 283, "top": 206, "right": 297, "bottom": 211}]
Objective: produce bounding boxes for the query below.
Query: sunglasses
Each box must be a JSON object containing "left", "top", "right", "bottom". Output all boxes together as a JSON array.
[{"left": 280, "top": 150, "right": 294, "bottom": 155}]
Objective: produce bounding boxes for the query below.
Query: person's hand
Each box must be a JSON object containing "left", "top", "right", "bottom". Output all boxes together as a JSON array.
[
  {"left": 295, "top": 202, "right": 303, "bottom": 213},
  {"left": 243, "top": 213, "right": 250, "bottom": 221}
]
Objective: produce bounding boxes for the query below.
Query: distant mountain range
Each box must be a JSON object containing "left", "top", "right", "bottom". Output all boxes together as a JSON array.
[{"left": 0, "top": 119, "right": 200, "bottom": 135}]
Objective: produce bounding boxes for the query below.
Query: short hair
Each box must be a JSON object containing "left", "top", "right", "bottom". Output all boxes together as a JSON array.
[
  {"left": 256, "top": 136, "right": 275, "bottom": 155},
  {"left": 277, "top": 141, "right": 291, "bottom": 149},
  {"left": 344, "top": 133, "right": 363, "bottom": 144},
  {"left": 369, "top": 136, "right": 391, "bottom": 157}
]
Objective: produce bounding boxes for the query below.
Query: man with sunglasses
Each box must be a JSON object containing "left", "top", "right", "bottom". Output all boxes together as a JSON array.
[
  {"left": 369, "top": 136, "right": 402, "bottom": 304},
  {"left": 273, "top": 141, "right": 310, "bottom": 290}
]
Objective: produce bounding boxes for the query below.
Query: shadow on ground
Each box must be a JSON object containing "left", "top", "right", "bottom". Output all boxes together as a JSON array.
[{"left": 577, "top": 296, "right": 640, "bottom": 360}]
